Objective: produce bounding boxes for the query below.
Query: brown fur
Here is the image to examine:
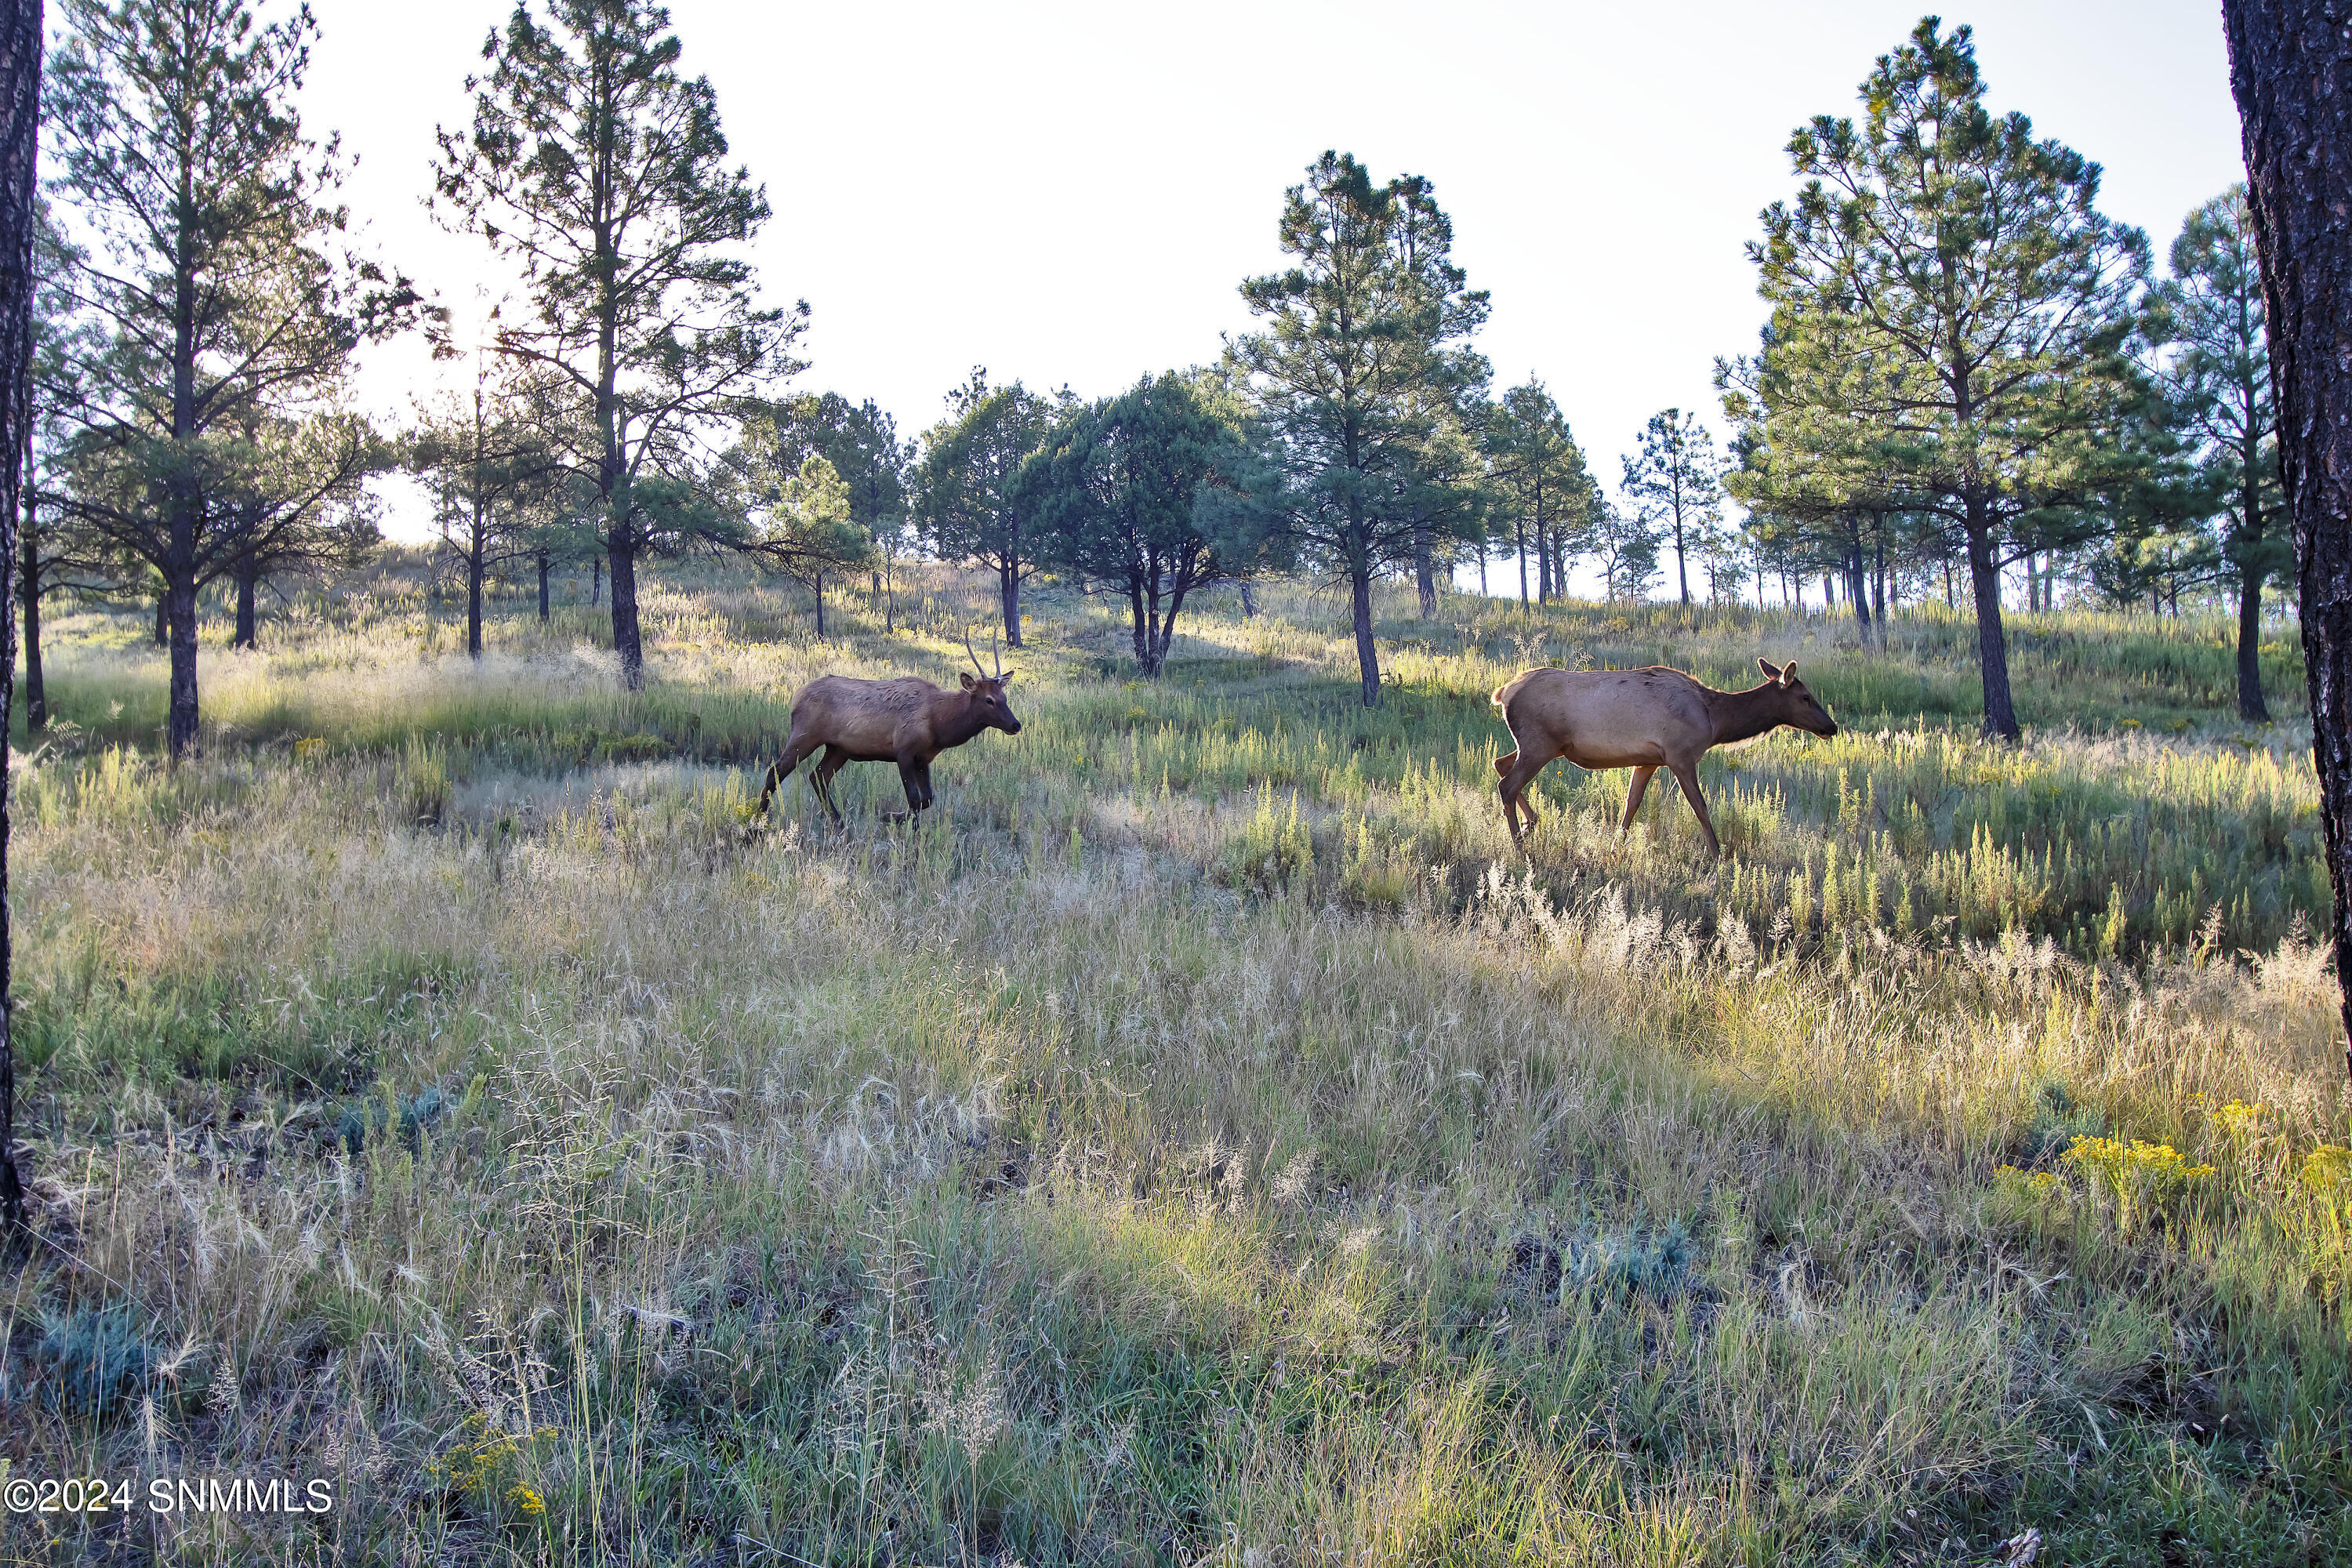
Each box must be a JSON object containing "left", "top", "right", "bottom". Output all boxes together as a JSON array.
[
  {"left": 757, "top": 671, "right": 1022, "bottom": 826},
  {"left": 1490, "top": 657, "right": 1836, "bottom": 855}
]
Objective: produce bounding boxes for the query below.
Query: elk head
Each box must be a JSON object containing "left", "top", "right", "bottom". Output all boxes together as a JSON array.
[
  {"left": 964, "top": 625, "right": 1024, "bottom": 734},
  {"left": 1758, "top": 658, "right": 1837, "bottom": 737}
]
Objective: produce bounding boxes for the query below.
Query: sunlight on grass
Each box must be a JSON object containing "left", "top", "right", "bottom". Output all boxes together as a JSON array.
[{"left": 2, "top": 557, "right": 2343, "bottom": 1563}]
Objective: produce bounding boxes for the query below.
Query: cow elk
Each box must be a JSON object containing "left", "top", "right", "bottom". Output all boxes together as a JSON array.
[
  {"left": 758, "top": 628, "right": 1024, "bottom": 826},
  {"left": 1491, "top": 657, "right": 1837, "bottom": 856}
]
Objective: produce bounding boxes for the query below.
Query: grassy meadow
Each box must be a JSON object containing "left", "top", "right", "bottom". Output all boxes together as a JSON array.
[{"left": 1, "top": 554, "right": 2347, "bottom": 1566}]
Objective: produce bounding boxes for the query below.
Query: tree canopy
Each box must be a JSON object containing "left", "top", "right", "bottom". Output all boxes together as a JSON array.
[
  {"left": 434, "top": 0, "right": 803, "bottom": 689},
  {"left": 1228, "top": 151, "right": 1490, "bottom": 706},
  {"left": 1744, "top": 17, "right": 2151, "bottom": 738}
]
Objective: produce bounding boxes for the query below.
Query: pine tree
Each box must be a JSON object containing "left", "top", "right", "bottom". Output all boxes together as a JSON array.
[
  {"left": 0, "top": 0, "right": 38, "bottom": 1232},
  {"left": 434, "top": 0, "right": 803, "bottom": 690},
  {"left": 2222, "top": 0, "right": 2352, "bottom": 1071},
  {"left": 1023, "top": 370, "right": 1261, "bottom": 676},
  {"left": 411, "top": 350, "right": 560, "bottom": 657},
  {"left": 2151, "top": 185, "right": 2286, "bottom": 720},
  {"left": 1227, "top": 153, "right": 1490, "bottom": 706},
  {"left": 1753, "top": 18, "right": 2149, "bottom": 739},
  {"left": 1621, "top": 409, "right": 1722, "bottom": 607},
  {"left": 760, "top": 391, "right": 909, "bottom": 618},
  {"left": 45, "top": 0, "right": 421, "bottom": 756},
  {"left": 741, "top": 452, "right": 871, "bottom": 640},
  {"left": 913, "top": 368, "right": 1061, "bottom": 648},
  {"left": 1486, "top": 379, "right": 1597, "bottom": 606}
]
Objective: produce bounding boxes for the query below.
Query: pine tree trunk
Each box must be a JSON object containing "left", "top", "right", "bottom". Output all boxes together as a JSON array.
[
  {"left": 20, "top": 539, "right": 38, "bottom": 732},
  {"left": 19, "top": 471, "right": 38, "bottom": 733},
  {"left": 165, "top": 570, "right": 199, "bottom": 757},
  {"left": 2213, "top": 0, "right": 2352, "bottom": 851},
  {"left": 1873, "top": 524, "right": 1888, "bottom": 634},
  {"left": 1965, "top": 520, "right": 2020, "bottom": 741},
  {"left": 2238, "top": 561, "right": 2270, "bottom": 721},
  {"left": 1351, "top": 565, "right": 1380, "bottom": 707},
  {"left": 0, "top": 0, "right": 36, "bottom": 1231},
  {"left": 1240, "top": 579, "right": 1257, "bottom": 619},
  {"left": 608, "top": 540, "right": 642, "bottom": 690},
  {"left": 1516, "top": 520, "right": 1529, "bottom": 605},
  {"left": 590, "top": 554, "right": 602, "bottom": 607},
  {"left": 466, "top": 544, "right": 484, "bottom": 658},
  {"left": 233, "top": 558, "right": 256, "bottom": 650},
  {"left": 1414, "top": 521, "right": 1437, "bottom": 619},
  {"left": 1128, "top": 581, "right": 1149, "bottom": 668},
  {"left": 537, "top": 550, "right": 550, "bottom": 623},
  {"left": 1000, "top": 561, "right": 1020, "bottom": 650},
  {"left": 1536, "top": 518, "right": 1552, "bottom": 603},
  {"left": 813, "top": 571, "right": 826, "bottom": 640}
]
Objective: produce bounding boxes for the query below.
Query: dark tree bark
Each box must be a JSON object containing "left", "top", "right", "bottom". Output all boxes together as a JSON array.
[
  {"left": 812, "top": 571, "right": 826, "bottom": 640},
  {"left": 1413, "top": 521, "right": 1437, "bottom": 618},
  {"left": 165, "top": 575, "right": 198, "bottom": 754},
  {"left": 0, "top": 0, "right": 37, "bottom": 1233},
  {"left": 152, "top": 586, "right": 165, "bottom": 646},
  {"left": 1240, "top": 579, "right": 1257, "bottom": 618},
  {"left": 608, "top": 542, "right": 640, "bottom": 681},
  {"left": 20, "top": 436, "right": 40, "bottom": 731},
  {"left": 1872, "top": 521, "right": 1888, "bottom": 632},
  {"left": 590, "top": 553, "right": 602, "bottom": 606},
  {"left": 536, "top": 548, "right": 550, "bottom": 623},
  {"left": 232, "top": 554, "right": 256, "bottom": 649},
  {"left": 998, "top": 555, "right": 1022, "bottom": 649},
  {"left": 1965, "top": 518, "right": 2020, "bottom": 739},
  {"left": 2224, "top": 0, "right": 2352, "bottom": 1076},
  {"left": 1846, "top": 541, "right": 1874, "bottom": 639},
  {"left": 2237, "top": 413, "right": 2274, "bottom": 720},
  {"left": 466, "top": 543, "right": 484, "bottom": 658},
  {"left": 1351, "top": 565, "right": 1379, "bottom": 706},
  {"left": 2238, "top": 561, "right": 2270, "bottom": 721}
]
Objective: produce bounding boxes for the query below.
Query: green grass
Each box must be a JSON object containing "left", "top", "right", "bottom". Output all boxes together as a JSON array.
[{"left": 0, "top": 557, "right": 2343, "bottom": 1566}]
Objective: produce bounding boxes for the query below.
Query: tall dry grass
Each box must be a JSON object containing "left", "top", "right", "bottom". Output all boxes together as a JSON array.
[{"left": 0, "top": 561, "right": 2342, "bottom": 1565}]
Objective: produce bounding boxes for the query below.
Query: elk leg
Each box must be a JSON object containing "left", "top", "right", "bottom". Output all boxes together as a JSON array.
[
  {"left": 896, "top": 756, "right": 926, "bottom": 817},
  {"left": 1668, "top": 760, "right": 1722, "bottom": 858},
  {"left": 1621, "top": 766, "right": 1657, "bottom": 832},
  {"left": 811, "top": 746, "right": 850, "bottom": 826},
  {"left": 913, "top": 760, "right": 935, "bottom": 811},
  {"left": 1497, "top": 750, "right": 1551, "bottom": 848},
  {"left": 757, "top": 733, "right": 822, "bottom": 816}
]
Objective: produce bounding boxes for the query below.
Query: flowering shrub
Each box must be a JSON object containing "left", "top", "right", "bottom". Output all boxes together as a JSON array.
[{"left": 2063, "top": 1135, "right": 2215, "bottom": 1236}]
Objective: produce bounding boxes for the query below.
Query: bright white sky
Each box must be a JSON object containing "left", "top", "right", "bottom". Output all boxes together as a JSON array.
[{"left": 293, "top": 0, "right": 2245, "bottom": 582}]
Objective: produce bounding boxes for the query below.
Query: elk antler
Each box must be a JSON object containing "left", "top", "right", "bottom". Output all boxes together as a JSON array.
[
  {"left": 990, "top": 623, "right": 1004, "bottom": 679},
  {"left": 962, "top": 623, "right": 989, "bottom": 679}
]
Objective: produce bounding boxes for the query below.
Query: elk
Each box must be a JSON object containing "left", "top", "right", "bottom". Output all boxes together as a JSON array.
[
  {"left": 757, "top": 629, "right": 1023, "bottom": 826},
  {"left": 1491, "top": 658, "right": 1837, "bottom": 855}
]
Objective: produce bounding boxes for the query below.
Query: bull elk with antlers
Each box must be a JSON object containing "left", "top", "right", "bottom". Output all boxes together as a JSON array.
[
  {"left": 757, "top": 628, "right": 1025, "bottom": 826},
  {"left": 1492, "top": 657, "right": 1838, "bottom": 856}
]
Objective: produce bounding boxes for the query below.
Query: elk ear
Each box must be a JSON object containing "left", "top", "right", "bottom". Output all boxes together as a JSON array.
[
  {"left": 1757, "top": 657, "right": 1783, "bottom": 682},
  {"left": 960, "top": 672, "right": 975, "bottom": 690},
  {"left": 1779, "top": 660, "right": 1798, "bottom": 686},
  {"left": 1000, "top": 669, "right": 1014, "bottom": 686}
]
